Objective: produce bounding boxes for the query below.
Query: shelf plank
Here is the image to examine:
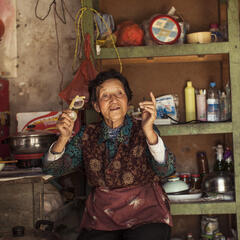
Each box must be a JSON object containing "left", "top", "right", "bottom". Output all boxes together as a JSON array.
[
  {"left": 99, "top": 54, "right": 226, "bottom": 65},
  {"left": 170, "top": 201, "right": 236, "bottom": 215},
  {"left": 157, "top": 122, "right": 232, "bottom": 136},
  {"left": 96, "top": 42, "right": 230, "bottom": 59}
]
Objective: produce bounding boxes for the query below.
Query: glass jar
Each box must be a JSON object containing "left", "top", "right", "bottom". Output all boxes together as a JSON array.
[
  {"left": 190, "top": 173, "right": 201, "bottom": 191},
  {"left": 180, "top": 172, "right": 191, "bottom": 185},
  {"left": 186, "top": 233, "right": 194, "bottom": 240}
]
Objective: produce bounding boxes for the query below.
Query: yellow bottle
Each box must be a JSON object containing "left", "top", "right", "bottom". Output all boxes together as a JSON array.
[{"left": 185, "top": 81, "right": 196, "bottom": 121}]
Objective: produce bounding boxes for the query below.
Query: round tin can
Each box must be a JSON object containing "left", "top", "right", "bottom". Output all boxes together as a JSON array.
[{"left": 149, "top": 15, "right": 181, "bottom": 45}]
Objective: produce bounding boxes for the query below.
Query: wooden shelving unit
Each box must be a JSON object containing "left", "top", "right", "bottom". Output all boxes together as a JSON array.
[
  {"left": 158, "top": 122, "right": 232, "bottom": 136},
  {"left": 84, "top": 0, "right": 240, "bottom": 237}
]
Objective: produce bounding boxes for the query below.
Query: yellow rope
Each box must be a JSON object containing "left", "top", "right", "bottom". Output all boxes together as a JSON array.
[
  {"left": 73, "top": 8, "right": 84, "bottom": 66},
  {"left": 73, "top": 6, "right": 122, "bottom": 73}
]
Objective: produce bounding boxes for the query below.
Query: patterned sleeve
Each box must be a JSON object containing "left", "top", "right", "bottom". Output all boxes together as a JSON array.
[
  {"left": 43, "top": 126, "right": 86, "bottom": 177},
  {"left": 147, "top": 125, "right": 176, "bottom": 178}
]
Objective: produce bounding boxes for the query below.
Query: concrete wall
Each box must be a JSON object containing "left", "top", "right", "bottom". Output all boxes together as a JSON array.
[{"left": 10, "top": 0, "right": 81, "bottom": 133}]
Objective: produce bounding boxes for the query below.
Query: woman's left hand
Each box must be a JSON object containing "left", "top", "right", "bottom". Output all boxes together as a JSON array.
[{"left": 139, "top": 92, "right": 157, "bottom": 132}]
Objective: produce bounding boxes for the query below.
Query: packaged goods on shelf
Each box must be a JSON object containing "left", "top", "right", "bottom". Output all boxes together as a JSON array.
[
  {"left": 207, "top": 82, "right": 220, "bottom": 122},
  {"left": 155, "top": 94, "right": 179, "bottom": 124}
]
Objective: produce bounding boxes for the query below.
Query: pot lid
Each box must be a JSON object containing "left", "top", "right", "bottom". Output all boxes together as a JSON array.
[{"left": 149, "top": 15, "right": 181, "bottom": 45}]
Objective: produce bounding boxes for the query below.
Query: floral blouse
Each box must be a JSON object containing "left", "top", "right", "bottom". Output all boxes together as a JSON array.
[
  {"left": 44, "top": 115, "right": 175, "bottom": 182},
  {"left": 43, "top": 115, "right": 176, "bottom": 230}
]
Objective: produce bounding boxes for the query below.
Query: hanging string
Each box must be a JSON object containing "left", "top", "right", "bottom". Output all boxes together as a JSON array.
[
  {"left": 35, "top": 0, "right": 66, "bottom": 24},
  {"left": 73, "top": 6, "right": 123, "bottom": 73},
  {"left": 53, "top": 7, "right": 64, "bottom": 110},
  {"left": 62, "top": 1, "right": 75, "bottom": 21}
]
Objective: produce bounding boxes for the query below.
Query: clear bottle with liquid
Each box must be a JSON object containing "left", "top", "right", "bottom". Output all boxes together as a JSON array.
[
  {"left": 214, "top": 144, "right": 224, "bottom": 172},
  {"left": 207, "top": 82, "right": 220, "bottom": 122},
  {"left": 225, "top": 83, "right": 231, "bottom": 120},
  {"left": 185, "top": 81, "right": 196, "bottom": 122},
  {"left": 220, "top": 92, "right": 227, "bottom": 121}
]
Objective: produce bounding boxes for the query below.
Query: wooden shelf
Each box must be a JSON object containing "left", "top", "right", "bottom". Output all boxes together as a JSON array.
[
  {"left": 157, "top": 122, "right": 232, "bottom": 136},
  {"left": 99, "top": 54, "right": 227, "bottom": 66},
  {"left": 170, "top": 201, "right": 236, "bottom": 215},
  {"left": 96, "top": 42, "right": 230, "bottom": 60}
]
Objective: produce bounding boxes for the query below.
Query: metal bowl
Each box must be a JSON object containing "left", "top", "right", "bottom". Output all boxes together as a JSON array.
[
  {"left": 8, "top": 130, "right": 58, "bottom": 154},
  {"left": 201, "top": 172, "right": 233, "bottom": 194}
]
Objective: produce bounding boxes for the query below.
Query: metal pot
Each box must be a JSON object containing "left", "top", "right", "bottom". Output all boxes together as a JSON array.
[
  {"left": 8, "top": 130, "right": 58, "bottom": 154},
  {"left": 201, "top": 172, "right": 233, "bottom": 194}
]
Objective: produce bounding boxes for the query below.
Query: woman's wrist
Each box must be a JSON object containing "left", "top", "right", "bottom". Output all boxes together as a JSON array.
[
  {"left": 52, "top": 135, "right": 69, "bottom": 153},
  {"left": 144, "top": 127, "right": 158, "bottom": 145}
]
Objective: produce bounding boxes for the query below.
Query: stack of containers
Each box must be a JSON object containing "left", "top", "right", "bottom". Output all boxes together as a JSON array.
[
  {"left": 0, "top": 78, "right": 10, "bottom": 160},
  {"left": 184, "top": 81, "right": 231, "bottom": 122}
]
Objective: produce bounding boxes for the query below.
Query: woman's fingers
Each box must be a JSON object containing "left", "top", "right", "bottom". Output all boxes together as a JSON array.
[
  {"left": 56, "top": 110, "right": 75, "bottom": 137},
  {"left": 139, "top": 92, "right": 156, "bottom": 109},
  {"left": 142, "top": 106, "right": 156, "bottom": 114},
  {"left": 150, "top": 92, "right": 156, "bottom": 106},
  {"left": 59, "top": 111, "right": 74, "bottom": 124},
  {"left": 139, "top": 92, "right": 157, "bottom": 124}
]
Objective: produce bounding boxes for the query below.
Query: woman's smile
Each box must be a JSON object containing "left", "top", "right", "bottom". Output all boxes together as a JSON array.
[{"left": 110, "top": 106, "right": 120, "bottom": 111}]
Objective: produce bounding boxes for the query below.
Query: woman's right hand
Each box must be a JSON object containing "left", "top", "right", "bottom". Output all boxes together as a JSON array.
[
  {"left": 51, "top": 110, "right": 75, "bottom": 153},
  {"left": 56, "top": 110, "right": 75, "bottom": 140}
]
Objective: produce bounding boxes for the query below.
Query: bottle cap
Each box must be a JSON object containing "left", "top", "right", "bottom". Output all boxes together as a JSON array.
[
  {"left": 191, "top": 173, "right": 200, "bottom": 178},
  {"left": 180, "top": 172, "right": 191, "bottom": 177},
  {"left": 210, "top": 23, "right": 219, "bottom": 29},
  {"left": 187, "top": 81, "right": 192, "bottom": 87}
]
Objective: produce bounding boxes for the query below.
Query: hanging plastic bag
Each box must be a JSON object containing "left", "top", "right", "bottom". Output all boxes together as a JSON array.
[
  {"left": 59, "top": 33, "right": 98, "bottom": 105},
  {"left": 0, "top": 0, "right": 17, "bottom": 78}
]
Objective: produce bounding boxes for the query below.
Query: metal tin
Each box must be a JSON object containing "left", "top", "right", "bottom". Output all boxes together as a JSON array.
[{"left": 149, "top": 15, "right": 181, "bottom": 45}]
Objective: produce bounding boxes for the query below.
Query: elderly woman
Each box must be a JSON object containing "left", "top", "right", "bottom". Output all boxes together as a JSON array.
[{"left": 44, "top": 69, "right": 175, "bottom": 240}]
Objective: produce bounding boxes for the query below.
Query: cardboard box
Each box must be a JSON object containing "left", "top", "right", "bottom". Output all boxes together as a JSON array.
[{"left": 17, "top": 111, "right": 62, "bottom": 133}]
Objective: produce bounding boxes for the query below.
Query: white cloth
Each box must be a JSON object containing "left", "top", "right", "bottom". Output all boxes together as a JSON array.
[
  {"left": 46, "top": 135, "right": 165, "bottom": 164},
  {"left": 46, "top": 142, "right": 65, "bottom": 161},
  {"left": 146, "top": 135, "right": 165, "bottom": 163}
]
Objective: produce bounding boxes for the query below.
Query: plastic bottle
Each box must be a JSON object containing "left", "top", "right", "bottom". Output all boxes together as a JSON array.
[
  {"left": 196, "top": 89, "right": 207, "bottom": 121},
  {"left": 220, "top": 92, "right": 228, "bottom": 121},
  {"left": 185, "top": 81, "right": 196, "bottom": 122},
  {"left": 225, "top": 83, "right": 231, "bottom": 120},
  {"left": 207, "top": 82, "right": 220, "bottom": 122}
]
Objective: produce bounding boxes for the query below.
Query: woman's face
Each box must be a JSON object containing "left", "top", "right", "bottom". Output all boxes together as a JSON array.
[{"left": 93, "top": 78, "right": 128, "bottom": 128}]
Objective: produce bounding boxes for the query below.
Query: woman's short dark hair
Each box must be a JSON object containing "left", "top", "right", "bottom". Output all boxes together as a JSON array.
[{"left": 89, "top": 69, "right": 133, "bottom": 104}]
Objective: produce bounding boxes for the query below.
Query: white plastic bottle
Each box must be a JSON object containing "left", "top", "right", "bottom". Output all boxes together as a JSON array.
[
  {"left": 207, "top": 82, "right": 220, "bottom": 122},
  {"left": 196, "top": 89, "right": 207, "bottom": 121},
  {"left": 185, "top": 81, "right": 196, "bottom": 122}
]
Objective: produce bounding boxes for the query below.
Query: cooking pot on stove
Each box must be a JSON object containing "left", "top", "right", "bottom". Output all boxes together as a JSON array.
[{"left": 7, "top": 129, "right": 58, "bottom": 155}]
